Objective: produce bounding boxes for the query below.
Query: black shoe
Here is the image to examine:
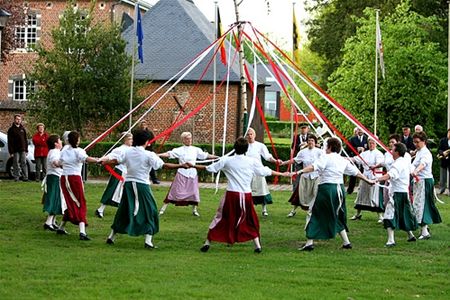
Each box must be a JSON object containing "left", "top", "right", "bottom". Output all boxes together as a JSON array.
[
  {"left": 144, "top": 243, "right": 157, "bottom": 249},
  {"left": 439, "top": 189, "right": 445, "bottom": 195},
  {"left": 200, "top": 245, "right": 210, "bottom": 252},
  {"left": 106, "top": 238, "right": 114, "bottom": 245},
  {"left": 350, "top": 215, "right": 362, "bottom": 220},
  {"left": 22, "top": 178, "right": 29, "bottom": 182},
  {"left": 385, "top": 242, "right": 396, "bottom": 248},
  {"left": 95, "top": 209, "right": 103, "bottom": 219},
  {"left": 342, "top": 243, "right": 353, "bottom": 249},
  {"left": 152, "top": 179, "right": 160, "bottom": 184},
  {"left": 43, "top": 224, "right": 56, "bottom": 231},
  {"left": 79, "top": 233, "right": 91, "bottom": 241},
  {"left": 407, "top": 236, "right": 417, "bottom": 242},
  {"left": 254, "top": 248, "right": 262, "bottom": 253},
  {"left": 298, "top": 244, "right": 314, "bottom": 251},
  {"left": 56, "top": 228, "right": 68, "bottom": 235}
]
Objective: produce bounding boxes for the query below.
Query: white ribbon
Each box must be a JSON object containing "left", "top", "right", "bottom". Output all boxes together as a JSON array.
[
  {"left": 132, "top": 182, "right": 139, "bottom": 216},
  {"left": 64, "top": 175, "right": 80, "bottom": 208}
]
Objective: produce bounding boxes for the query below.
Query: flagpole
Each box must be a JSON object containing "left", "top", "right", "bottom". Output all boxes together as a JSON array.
[
  {"left": 447, "top": 1, "right": 450, "bottom": 129},
  {"left": 212, "top": 1, "right": 218, "bottom": 182},
  {"left": 129, "top": 3, "right": 138, "bottom": 130},
  {"left": 290, "top": 1, "right": 296, "bottom": 184},
  {"left": 374, "top": 9, "right": 379, "bottom": 136}
]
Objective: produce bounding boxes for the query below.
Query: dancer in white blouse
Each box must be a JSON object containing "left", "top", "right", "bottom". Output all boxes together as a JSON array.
[
  {"left": 246, "top": 127, "right": 282, "bottom": 216},
  {"left": 411, "top": 131, "right": 441, "bottom": 240},
  {"left": 282, "top": 134, "right": 323, "bottom": 218},
  {"left": 195, "top": 137, "right": 291, "bottom": 253},
  {"left": 158, "top": 132, "right": 218, "bottom": 216}
]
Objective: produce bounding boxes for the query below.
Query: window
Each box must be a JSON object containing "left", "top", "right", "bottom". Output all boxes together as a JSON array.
[
  {"left": 15, "top": 12, "right": 41, "bottom": 50},
  {"left": 264, "top": 91, "right": 278, "bottom": 117},
  {"left": 11, "top": 79, "right": 36, "bottom": 101}
]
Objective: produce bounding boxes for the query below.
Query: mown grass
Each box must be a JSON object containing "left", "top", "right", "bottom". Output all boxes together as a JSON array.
[{"left": 0, "top": 180, "right": 448, "bottom": 299}]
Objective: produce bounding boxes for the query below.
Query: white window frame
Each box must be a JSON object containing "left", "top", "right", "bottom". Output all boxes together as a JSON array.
[
  {"left": 14, "top": 12, "right": 41, "bottom": 51},
  {"left": 12, "top": 77, "right": 36, "bottom": 102}
]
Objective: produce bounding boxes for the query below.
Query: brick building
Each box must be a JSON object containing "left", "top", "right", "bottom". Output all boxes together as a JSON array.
[
  {"left": 0, "top": 0, "right": 266, "bottom": 145},
  {"left": 0, "top": 0, "right": 151, "bottom": 133}
]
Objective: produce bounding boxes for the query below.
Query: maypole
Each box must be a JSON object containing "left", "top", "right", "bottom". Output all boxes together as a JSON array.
[{"left": 233, "top": 0, "right": 248, "bottom": 135}]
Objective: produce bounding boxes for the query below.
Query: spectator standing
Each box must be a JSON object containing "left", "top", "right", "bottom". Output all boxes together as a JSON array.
[
  {"left": 7, "top": 114, "right": 28, "bottom": 181},
  {"left": 32, "top": 123, "right": 49, "bottom": 182},
  {"left": 437, "top": 129, "right": 450, "bottom": 194},
  {"left": 401, "top": 125, "right": 415, "bottom": 154}
]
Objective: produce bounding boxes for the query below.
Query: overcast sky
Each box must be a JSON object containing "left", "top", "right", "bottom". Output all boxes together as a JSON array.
[{"left": 143, "top": 0, "right": 308, "bottom": 50}]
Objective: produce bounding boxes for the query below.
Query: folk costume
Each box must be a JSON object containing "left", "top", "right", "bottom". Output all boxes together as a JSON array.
[
  {"left": 58, "top": 145, "right": 91, "bottom": 239},
  {"left": 381, "top": 156, "right": 418, "bottom": 246},
  {"left": 412, "top": 146, "right": 442, "bottom": 239},
  {"left": 352, "top": 148, "right": 385, "bottom": 221},
  {"left": 108, "top": 146, "right": 164, "bottom": 248},
  {"left": 203, "top": 155, "right": 272, "bottom": 248},
  {"left": 287, "top": 147, "right": 323, "bottom": 217},
  {"left": 42, "top": 148, "right": 64, "bottom": 231},
  {"left": 246, "top": 140, "right": 276, "bottom": 216},
  {"left": 96, "top": 144, "right": 131, "bottom": 218},
  {"left": 160, "top": 145, "right": 209, "bottom": 216}
]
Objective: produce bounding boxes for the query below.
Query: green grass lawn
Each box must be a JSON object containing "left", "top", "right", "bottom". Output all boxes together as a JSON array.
[{"left": 0, "top": 180, "right": 449, "bottom": 299}]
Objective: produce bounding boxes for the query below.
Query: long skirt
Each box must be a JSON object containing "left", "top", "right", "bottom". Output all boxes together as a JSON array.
[
  {"left": 111, "top": 181, "right": 159, "bottom": 236},
  {"left": 164, "top": 172, "right": 200, "bottom": 206},
  {"left": 383, "top": 192, "right": 418, "bottom": 231},
  {"left": 251, "top": 176, "right": 273, "bottom": 205},
  {"left": 354, "top": 180, "right": 384, "bottom": 212},
  {"left": 306, "top": 183, "right": 348, "bottom": 240},
  {"left": 100, "top": 168, "right": 123, "bottom": 207},
  {"left": 288, "top": 176, "right": 319, "bottom": 210},
  {"left": 60, "top": 175, "right": 87, "bottom": 225},
  {"left": 207, "top": 191, "right": 260, "bottom": 244},
  {"left": 412, "top": 178, "right": 442, "bottom": 226},
  {"left": 42, "top": 174, "right": 63, "bottom": 215}
]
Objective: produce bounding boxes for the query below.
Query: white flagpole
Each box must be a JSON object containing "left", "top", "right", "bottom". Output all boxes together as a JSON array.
[
  {"left": 212, "top": 1, "right": 218, "bottom": 182},
  {"left": 129, "top": 3, "right": 138, "bottom": 130},
  {"left": 374, "top": 9, "right": 379, "bottom": 136},
  {"left": 447, "top": 1, "right": 450, "bottom": 129}
]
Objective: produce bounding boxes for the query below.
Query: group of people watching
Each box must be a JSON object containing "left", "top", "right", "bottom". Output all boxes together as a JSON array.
[{"left": 5, "top": 114, "right": 443, "bottom": 252}]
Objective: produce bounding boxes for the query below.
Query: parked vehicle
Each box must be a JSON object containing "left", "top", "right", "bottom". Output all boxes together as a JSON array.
[{"left": 0, "top": 131, "right": 36, "bottom": 179}]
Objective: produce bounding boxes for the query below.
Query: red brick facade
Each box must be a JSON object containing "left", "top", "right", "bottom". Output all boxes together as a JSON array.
[{"left": 0, "top": 1, "right": 263, "bottom": 145}]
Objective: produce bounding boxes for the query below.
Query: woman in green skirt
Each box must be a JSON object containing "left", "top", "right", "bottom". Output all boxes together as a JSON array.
[
  {"left": 42, "top": 135, "right": 63, "bottom": 231},
  {"left": 295, "top": 137, "right": 375, "bottom": 251},
  {"left": 100, "top": 130, "right": 187, "bottom": 249}
]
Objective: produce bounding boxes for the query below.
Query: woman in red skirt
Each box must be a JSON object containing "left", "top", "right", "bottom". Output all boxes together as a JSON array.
[
  {"left": 195, "top": 137, "right": 291, "bottom": 253},
  {"left": 57, "top": 131, "right": 99, "bottom": 240}
]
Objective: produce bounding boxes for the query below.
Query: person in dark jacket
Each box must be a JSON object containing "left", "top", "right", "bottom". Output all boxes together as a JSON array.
[
  {"left": 32, "top": 123, "right": 49, "bottom": 181},
  {"left": 401, "top": 125, "right": 415, "bottom": 154},
  {"left": 437, "top": 129, "right": 450, "bottom": 194},
  {"left": 346, "top": 127, "right": 367, "bottom": 194},
  {"left": 7, "top": 114, "right": 28, "bottom": 181}
]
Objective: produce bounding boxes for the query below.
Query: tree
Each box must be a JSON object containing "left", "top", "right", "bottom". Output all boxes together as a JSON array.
[
  {"left": 327, "top": 1, "right": 447, "bottom": 140},
  {"left": 0, "top": 0, "right": 26, "bottom": 61},
  {"left": 305, "top": 0, "right": 448, "bottom": 85},
  {"left": 28, "top": 0, "right": 131, "bottom": 135}
]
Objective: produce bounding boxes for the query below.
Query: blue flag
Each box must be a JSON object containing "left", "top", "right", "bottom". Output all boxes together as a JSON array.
[{"left": 136, "top": 4, "right": 144, "bottom": 63}]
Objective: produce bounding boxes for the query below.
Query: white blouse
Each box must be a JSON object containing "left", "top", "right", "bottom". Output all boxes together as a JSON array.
[
  {"left": 354, "top": 149, "right": 384, "bottom": 179},
  {"left": 106, "top": 144, "right": 131, "bottom": 173},
  {"left": 60, "top": 146, "right": 88, "bottom": 176},
  {"left": 206, "top": 154, "right": 272, "bottom": 193},
  {"left": 246, "top": 141, "right": 274, "bottom": 162},
  {"left": 387, "top": 157, "right": 410, "bottom": 193},
  {"left": 115, "top": 146, "right": 164, "bottom": 184},
  {"left": 412, "top": 147, "right": 433, "bottom": 179},
  {"left": 313, "top": 152, "right": 359, "bottom": 184},
  {"left": 46, "top": 149, "right": 62, "bottom": 177},
  {"left": 167, "top": 145, "right": 208, "bottom": 178},
  {"left": 294, "top": 147, "right": 323, "bottom": 179}
]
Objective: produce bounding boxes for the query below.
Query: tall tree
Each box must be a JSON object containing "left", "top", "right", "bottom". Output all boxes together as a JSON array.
[
  {"left": 0, "top": 0, "right": 26, "bottom": 61},
  {"left": 305, "top": 0, "right": 448, "bottom": 85},
  {"left": 327, "top": 1, "right": 447, "bottom": 140},
  {"left": 28, "top": 0, "right": 131, "bottom": 135}
]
